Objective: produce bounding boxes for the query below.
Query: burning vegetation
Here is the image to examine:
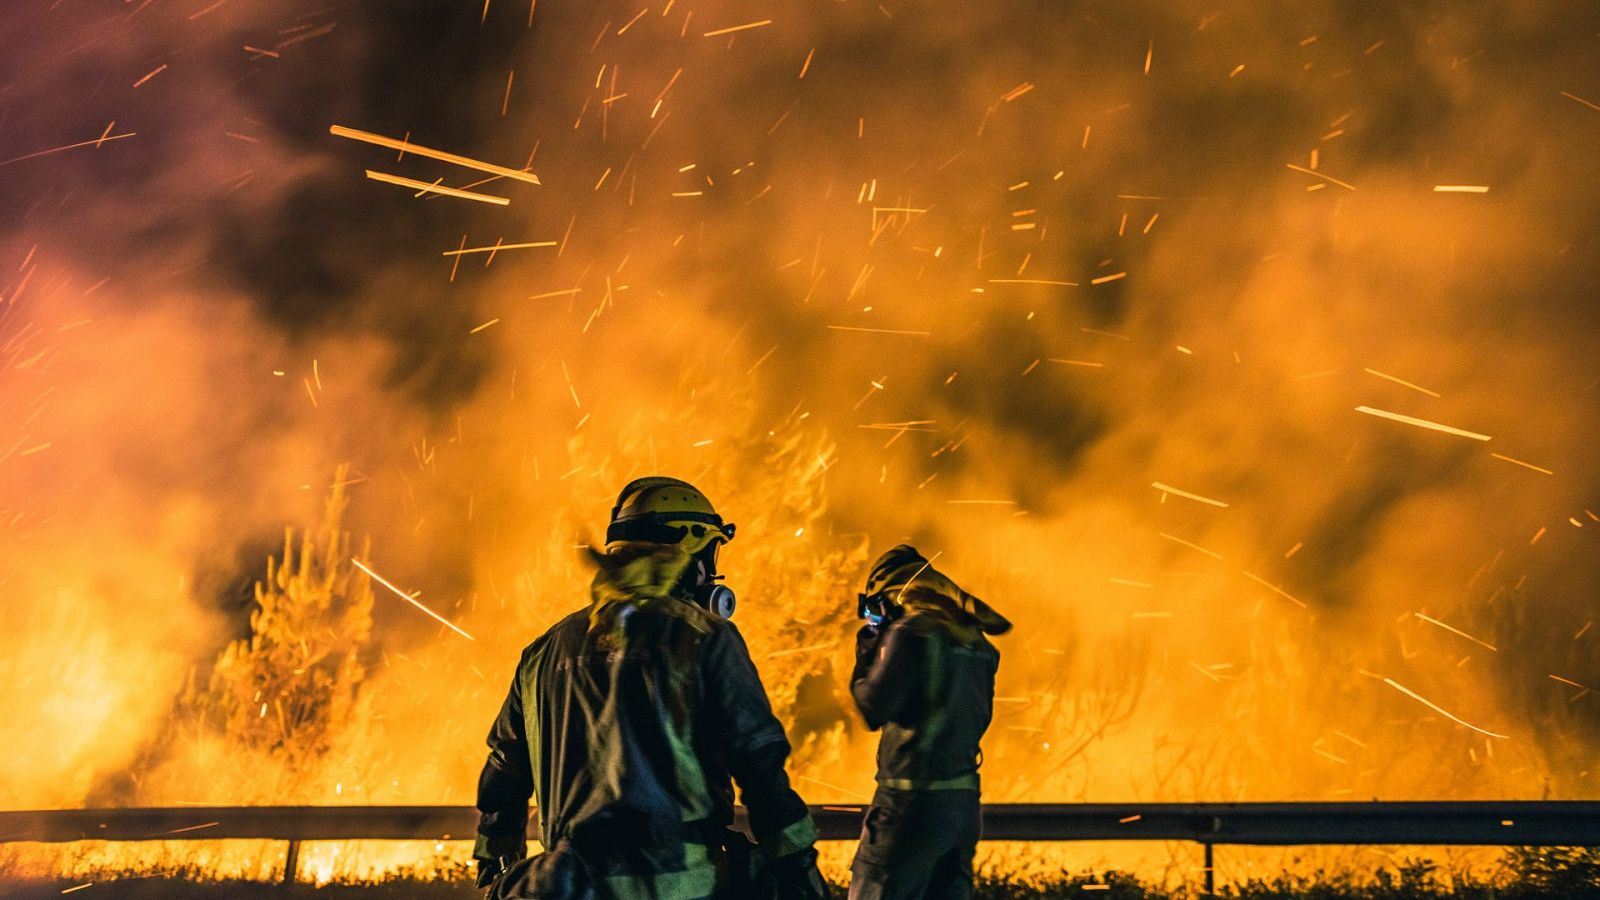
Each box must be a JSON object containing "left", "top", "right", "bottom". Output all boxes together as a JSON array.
[
  {"left": 174, "top": 468, "right": 375, "bottom": 791},
  {"left": 2, "top": 0, "right": 1600, "bottom": 890}
]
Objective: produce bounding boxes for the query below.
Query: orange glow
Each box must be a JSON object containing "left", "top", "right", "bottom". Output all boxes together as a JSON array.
[{"left": 2, "top": 0, "right": 1598, "bottom": 889}]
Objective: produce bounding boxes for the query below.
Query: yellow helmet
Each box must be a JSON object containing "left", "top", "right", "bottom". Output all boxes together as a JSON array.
[
  {"left": 605, "top": 476, "right": 736, "bottom": 554},
  {"left": 605, "top": 476, "right": 738, "bottom": 617}
]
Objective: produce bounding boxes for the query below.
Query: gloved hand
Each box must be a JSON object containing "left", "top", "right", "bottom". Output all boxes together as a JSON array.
[
  {"left": 855, "top": 623, "right": 883, "bottom": 660},
  {"left": 476, "top": 853, "right": 523, "bottom": 896},
  {"left": 476, "top": 857, "right": 504, "bottom": 893},
  {"left": 769, "top": 846, "right": 830, "bottom": 900}
]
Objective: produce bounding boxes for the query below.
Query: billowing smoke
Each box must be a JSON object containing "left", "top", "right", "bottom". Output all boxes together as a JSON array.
[{"left": 2, "top": 0, "right": 1598, "bottom": 832}]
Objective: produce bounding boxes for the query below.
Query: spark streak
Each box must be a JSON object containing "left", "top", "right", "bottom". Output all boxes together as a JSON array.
[
  {"left": 1151, "top": 482, "right": 1230, "bottom": 508},
  {"left": 1414, "top": 612, "right": 1498, "bottom": 651},
  {"left": 0, "top": 132, "right": 137, "bottom": 168},
  {"left": 765, "top": 641, "right": 835, "bottom": 659},
  {"left": 1383, "top": 678, "right": 1508, "bottom": 739},
  {"left": 159, "top": 821, "right": 220, "bottom": 835},
  {"left": 1353, "top": 406, "right": 1491, "bottom": 441},
  {"left": 1241, "top": 571, "right": 1307, "bottom": 608},
  {"left": 702, "top": 19, "right": 772, "bottom": 37},
  {"left": 826, "top": 325, "right": 930, "bottom": 336},
  {"left": 1363, "top": 368, "right": 1440, "bottom": 397},
  {"left": 894, "top": 551, "right": 941, "bottom": 602},
  {"left": 1001, "top": 82, "right": 1035, "bottom": 102},
  {"left": 1285, "top": 162, "right": 1356, "bottom": 191},
  {"left": 332, "top": 125, "right": 541, "bottom": 184},
  {"left": 1158, "top": 532, "right": 1223, "bottom": 560},
  {"left": 1560, "top": 90, "right": 1600, "bottom": 111},
  {"left": 364, "top": 171, "right": 510, "bottom": 205},
  {"left": 945, "top": 500, "right": 1016, "bottom": 505},
  {"left": 1489, "top": 452, "right": 1553, "bottom": 475},
  {"left": 441, "top": 241, "right": 556, "bottom": 256},
  {"left": 351, "top": 559, "right": 475, "bottom": 641},
  {"left": 132, "top": 64, "right": 168, "bottom": 88}
]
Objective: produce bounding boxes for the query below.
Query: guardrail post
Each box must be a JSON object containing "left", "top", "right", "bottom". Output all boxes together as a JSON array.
[
  {"left": 283, "top": 839, "right": 301, "bottom": 887},
  {"left": 1202, "top": 842, "right": 1214, "bottom": 897}
]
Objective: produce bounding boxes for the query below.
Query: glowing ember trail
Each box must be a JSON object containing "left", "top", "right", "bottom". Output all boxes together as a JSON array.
[
  {"left": 1414, "top": 612, "right": 1498, "bottom": 652},
  {"left": 363, "top": 170, "right": 512, "bottom": 205},
  {"left": 1150, "top": 482, "right": 1230, "bottom": 508},
  {"left": 1382, "top": 678, "right": 1510, "bottom": 740},
  {"left": 330, "top": 125, "right": 542, "bottom": 184},
  {"left": 0, "top": 132, "right": 138, "bottom": 169},
  {"left": 442, "top": 241, "right": 558, "bottom": 257},
  {"left": 1352, "top": 406, "right": 1493, "bottom": 441},
  {"left": 351, "top": 559, "right": 476, "bottom": 641}
]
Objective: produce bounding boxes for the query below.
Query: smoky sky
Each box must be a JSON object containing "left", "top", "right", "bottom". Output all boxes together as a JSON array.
[
  {"left": 2, "top": 0, "right": 1600, "bottom": 811},
  {"left": 5, "top": 2, "right": 1597, "bottom": 412}
]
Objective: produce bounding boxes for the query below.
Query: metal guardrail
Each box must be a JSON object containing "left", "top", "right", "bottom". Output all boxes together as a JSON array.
[{"left": 5, "top": 802, "right": 1600, "bottom": 887}]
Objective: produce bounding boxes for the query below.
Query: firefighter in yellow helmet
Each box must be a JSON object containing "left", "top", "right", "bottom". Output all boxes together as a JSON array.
[
  {"left": 848, "top": 545, "right": 1010, "bottom": 900},
  {"left": 474, "top": 477, "right": 829, "bottom": 900}
]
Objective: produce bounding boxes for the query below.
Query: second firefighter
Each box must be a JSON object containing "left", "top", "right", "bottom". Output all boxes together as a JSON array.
[{"left": 848, "top": 545, "right": 1011, "bottom": 900}]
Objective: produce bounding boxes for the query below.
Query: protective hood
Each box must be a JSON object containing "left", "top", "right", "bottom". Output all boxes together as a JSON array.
[
  {"left": 865, "top": 544, "right": 1012, "bottom": 640},
  {"left": 583, "top": 540, "right": 712, "bottom": 634}
]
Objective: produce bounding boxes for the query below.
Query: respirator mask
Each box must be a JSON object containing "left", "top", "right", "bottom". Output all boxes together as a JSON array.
[{"left": 684, "top": 530, "right": 737, "bottom": 618}]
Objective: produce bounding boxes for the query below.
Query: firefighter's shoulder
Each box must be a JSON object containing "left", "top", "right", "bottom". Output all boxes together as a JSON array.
[
  {"left": 893, "top": 609, "right": 944, "bottom": 636},
  {"left": 519, "top": 608, "right": 590, "bottom": 658},
  {"left": 633, "top": 596, "right": 725, "bottom": 636}
]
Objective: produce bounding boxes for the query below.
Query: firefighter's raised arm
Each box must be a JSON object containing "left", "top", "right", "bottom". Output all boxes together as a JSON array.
[{"left": 850, "top": 619, "right": 928, "bottom": 730}]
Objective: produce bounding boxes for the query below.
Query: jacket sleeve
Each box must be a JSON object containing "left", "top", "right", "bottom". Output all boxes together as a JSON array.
[
  {"left": 475, "top": 652, "right": 536, "bottom": 863},
  {"left": 850, "top": 617, "right": 926, "bottom": 730},
  {"left": 702, "top": 622, "right": 819, "bottom": 859}
]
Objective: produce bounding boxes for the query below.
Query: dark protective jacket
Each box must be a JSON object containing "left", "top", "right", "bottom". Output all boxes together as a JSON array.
[
  {"left": 851, "top": 605, "right": 1001, "bottom": 789},
  {"left": 475, "top": 542, "right": 818, "bottom": 896}
]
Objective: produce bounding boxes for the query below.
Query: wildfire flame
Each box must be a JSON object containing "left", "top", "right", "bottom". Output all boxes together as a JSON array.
[{"left": 2, "top": 0, "right": 1598, "bottom": 886}]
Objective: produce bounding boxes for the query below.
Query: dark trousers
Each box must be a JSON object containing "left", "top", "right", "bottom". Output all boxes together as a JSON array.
[
  {"left": 489, "top": 839, "right": 718, "bottom": 900},
  {"left": 848, "top": 788, "right": 981, "bottom": 900}
]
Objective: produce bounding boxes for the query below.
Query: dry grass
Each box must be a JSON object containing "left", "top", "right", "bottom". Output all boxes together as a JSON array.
[{"left": 9, "top": 850, "right": 1600, "bottom": 900}]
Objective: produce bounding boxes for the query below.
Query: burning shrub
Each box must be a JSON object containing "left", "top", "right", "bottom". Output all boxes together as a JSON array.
[
  {"left": 184, "top": 467, "right": 374, "bottom": 783},
  {"left": 721, "top": 428, "right": 869, "bottom": 735}
]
